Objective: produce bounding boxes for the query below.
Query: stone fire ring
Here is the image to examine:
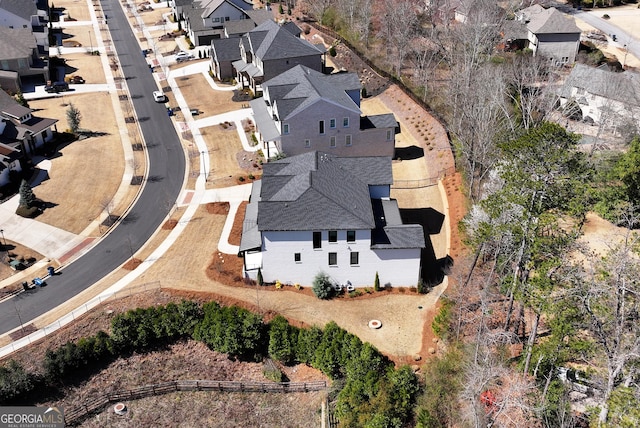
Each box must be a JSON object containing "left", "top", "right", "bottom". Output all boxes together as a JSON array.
[{"left": 368, "top": 319, "right": 382, "bottom": 329}]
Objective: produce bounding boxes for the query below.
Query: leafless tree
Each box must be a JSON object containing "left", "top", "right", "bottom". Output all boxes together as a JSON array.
[{"left": 571, "top": 223, "right": 640, "bottom": 423}]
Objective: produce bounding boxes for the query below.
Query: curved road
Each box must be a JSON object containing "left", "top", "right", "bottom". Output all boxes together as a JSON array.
[
  {"left": 0, "top": 0, "right": 185, "bottom": 334},
  {"left": 556, "top": 4, "right": 640, "bottom": 63}
]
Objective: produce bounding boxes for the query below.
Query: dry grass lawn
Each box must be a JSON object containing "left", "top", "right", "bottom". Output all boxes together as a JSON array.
[
  {"left": 28, "top": 93, "right": 124, "bottom": 234},
  {"left": 176, "top": 73, "right": 243, "bottom": 117},
  {"left": 59, "top": 52, "right": 106, "bottom": 84},
  {"left": 200, "top": 124, "right": 248, "bottom": 188},
  {"left": 58, "top": 1, "right": 91, "bottom": 23}
]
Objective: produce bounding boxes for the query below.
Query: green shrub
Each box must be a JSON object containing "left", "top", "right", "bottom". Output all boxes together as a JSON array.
[
  {"left": 15, "top": 205, "right": 39, "bottom": 218},
  {"left": 0, "top": 360, "right": 39, "bottom": 404},
  {"left": 193, "top": 302, "right": 265, "bottom": 361},
  {"left": 329, "top": 46, "right": 337, "bottom": 57},
  {"left": 432, "top": 298, "right": 453, "bottom": 340},
  {"left": 268, "top": 315, "right": 299, "bottom": 364},
  {"left": 312, "top": 272, "right": 335, "bottom": 299}
]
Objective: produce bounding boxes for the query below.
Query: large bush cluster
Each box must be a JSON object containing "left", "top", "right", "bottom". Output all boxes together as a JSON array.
[{"left": 0, "top": 300, "right": 419, "bottom": 426}]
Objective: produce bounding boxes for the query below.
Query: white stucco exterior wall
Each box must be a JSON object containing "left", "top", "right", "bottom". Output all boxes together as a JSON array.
[{"left": 261, "top": 229, "right": 421, "bottom": 287}]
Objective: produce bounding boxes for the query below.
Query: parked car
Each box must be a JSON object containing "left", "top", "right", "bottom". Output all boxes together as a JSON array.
[
  {"left": 45, "top": 81, "right": 70, "bottom": 93},
  {"left": 175, "top": 51, "right": 194, "bottom": 63},
  {"left": 69, "top": 75, "right": 85, "bottom": 84},
  {"left": 153, "top": 90, "right": 166, "bottom": 102}
]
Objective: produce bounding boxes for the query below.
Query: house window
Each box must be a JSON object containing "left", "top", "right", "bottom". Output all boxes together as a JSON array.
[
  {"left": 330, "top": 118, "right": 336, "bottom": 128},
  {"left": 0, "top": 60, "right": 8, "bottom": 70},
  {"left": 212, "top": 17, "right": 220, "bottom": 22},
  {"left": 319, "top": 120, "right": 325, "bottom": 134},
  {"left": 304, "top": 139, "right": 311, "bottom": 148},
  {"left": 386, "top": 130, "right": 392, "bottom": 141},
  {"left": 350, "top": 252, "right": 359, "bottom": 265},
  {"left": 17, "top": 59, "right": 27, "bottom": 69},
  {"left": 330, "top": 136, "right": 336, "bottom": 147},
  {"left": 343, "top": 117, "right": 349, "bottom": 127},
  {"left": 283, "top": 123, "right": 289, "bottom": 134},
  {"left": 313, "top": 231, "right": 322, "bottom": 249},
  {"left": 328, "top": 252, "right": 337, "bottom": 266},
  {"left": 347, "top": 230, "right": 356, "bottom": 242},
  {"left": 294, "top": 253, "right": 301, "bottom": 263},
  {"left": 328, "top": 230, "right": 337, "bottom": 242},
  {"left": 345, "top": 135, "right": 352, "bottom": 146}
]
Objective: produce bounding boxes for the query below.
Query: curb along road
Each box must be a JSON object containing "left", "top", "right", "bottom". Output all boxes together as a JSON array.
[{"left": 0, "top": 0, "right": 186, "bottom": 336}]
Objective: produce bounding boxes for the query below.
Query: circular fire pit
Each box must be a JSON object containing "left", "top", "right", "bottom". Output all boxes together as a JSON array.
[
  {"left": 113, "top": 403, "right": 127, "bottom": 416},
  {"left": 368, "top": 319, "right": 382, "bottom": 329}
]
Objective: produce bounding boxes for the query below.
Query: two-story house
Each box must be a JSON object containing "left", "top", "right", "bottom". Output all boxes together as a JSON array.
[
  {"left": 182, "top": 0, "right": 270, "bottom": 46},
  {"left": 249, "top": 65, "right": 397, "bottom": 158},
  {"left": 0, "top": 27, "right": 49, "bottom": 92},
  {"left": 559, "top": 63, "right": 640, "bottom": 133},
  {"left": 0, "top": 0, "right": 49, "bottom": 52},
  {"left": 0, "top": 89, "right": 58, "bottom": 185},
  {"left": 239, "top": 151, "right": 425, "bottom": 287},
  {"left": 515, "top": 5, "right": 580, "bottom": 66},
  {"left": 211, "top": 20, "right": 325, "bottom": 93}
]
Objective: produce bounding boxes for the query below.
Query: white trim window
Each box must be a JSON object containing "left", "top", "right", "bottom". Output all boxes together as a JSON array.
[
  {"left": 343, "top": 117, "right": 349, "bottom": 127},
  {"left": 330, "top": 118, "right": 336, "bottom": 128},
  {"left": 345, "top": 135, "right": 352, "bottom": 146},
  {"left": 282, "top": 123, "right": 289, "bottom": 134}
]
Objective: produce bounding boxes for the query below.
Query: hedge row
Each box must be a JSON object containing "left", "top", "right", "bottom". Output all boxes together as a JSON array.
[{"left": 0, "top": 300, "right": 419, "bottom": 426}]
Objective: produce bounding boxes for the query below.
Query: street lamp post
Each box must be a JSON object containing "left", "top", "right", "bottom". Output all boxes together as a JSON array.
[
  {"left": 89, "top": 30, "right": 93, "bottom": 54},
  {"left": 0, "top": 229, "right": 6, "bottom": 249}
]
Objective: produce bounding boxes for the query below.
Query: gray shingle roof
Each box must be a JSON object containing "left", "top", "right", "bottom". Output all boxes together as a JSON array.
[
  {"left": 224, "top": 19, "right": 257, "bottom": 36},
  {"left": 0, "top": 0, "right": 38, "bottom": 22},
  {"left": 264, "top": 65, "right": 360, "bottom": 121},
  {"left": 256, "top": 152, "right": 393, "bottom": 231},
  {"left": 521, "top": 5, "right": 580, "bottom": 35},
  {"left": 370, "top": 199, "right": 425, "bottom": 249},
  {"left": 211, "top": 37, "right": 241, "bottom": 61},
  {"left": 247, "top": 20, "right": 323, "bottom": 61},
  {"left": 249, "top": 98, "right": 281, "bottom": 141},
  {"left": 245, "top": 9, "right": 272, "bottom": 25},
  {"left": 239, "top": 180, "right": 262, "bottom": 252},
  {"left": 0, "top": 27, "right": 36, "bottom": 61},
  {"left": 362, "top": 113, "right": 398, "bottom": 130},
  {"left": 563, "top": 63, "right": 640, "bottom": 107}
]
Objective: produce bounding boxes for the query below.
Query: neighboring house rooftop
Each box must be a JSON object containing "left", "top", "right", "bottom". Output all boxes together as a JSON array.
[
  {"left": 257, "top": 151, "right": 392, "bottom": 232},
  {"left": 562, "top": 63, "right": 640, "bottom": 106},
  {"left": 212, "top": 36, "right": 242, "bottom": 60},
  {"left": 0, "top": 27, "right": 36, "bottom": 61},
  {"left": 519, "top": 5, "right": 580, "bottom": 34},
  {"left": 0, "top": 0, "right": 38, "bottom": 22},
  {"left": 248, "top": 20, "right": 324, "bottom": 62},
  {"left": 264, "top": 65, "right": 361, "bottom": 121},
  {"left": 0, "top": 89, "right": 57, "bottom": 144}
]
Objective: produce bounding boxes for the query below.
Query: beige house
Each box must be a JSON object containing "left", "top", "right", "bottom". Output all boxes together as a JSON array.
[{"left": 250, "top": 65, "right": 397, "bottom": 159}]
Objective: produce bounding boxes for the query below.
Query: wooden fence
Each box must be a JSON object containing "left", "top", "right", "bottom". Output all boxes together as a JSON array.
[{"left": 64, "top": 379, "right": 328, "bottom": 425}]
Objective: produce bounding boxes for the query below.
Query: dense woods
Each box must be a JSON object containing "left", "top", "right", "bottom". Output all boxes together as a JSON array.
[{"left": 294, "top": 0, "right": 640, "bottom": 426}]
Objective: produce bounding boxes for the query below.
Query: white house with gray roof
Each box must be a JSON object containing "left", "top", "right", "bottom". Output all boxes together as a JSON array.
[
  {"left": 559, "top": 63, "right": 640, "bottom": 134},
  {"left": 239, "top": 151, "right": 425, "bottom": 287},
  {"left": 516, "top": 5, "right": 580, "bottom": 66},
  {"left": 250, "top": 65, "right": 397, "bottom": 158}
]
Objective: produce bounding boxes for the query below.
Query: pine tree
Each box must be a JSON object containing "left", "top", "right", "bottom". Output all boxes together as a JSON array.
[
  {"left": 66, "top": 102, "right": 82, "bottom": 133},
  {"left": 19, "top": 180, "right": 36, "bottom": 207}
]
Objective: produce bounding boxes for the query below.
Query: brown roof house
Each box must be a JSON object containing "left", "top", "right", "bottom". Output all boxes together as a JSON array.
[
  {"left": 250, "top": 65, "right": 397, "bottom": 159},
  {"left": 515, "top": 5, "right": 581, "bottom": 66},
  {"left": 0, "top": 90, "right": 57, "bottom": 186},
  {"left": 211, "top": 20, "right": 325, "bottom": 93}
]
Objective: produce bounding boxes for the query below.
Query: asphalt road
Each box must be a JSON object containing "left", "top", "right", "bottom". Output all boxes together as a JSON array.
[
  {"left": 554, "top": 3, "right": 640, "bottom": 65},
  {"left": 0, "top": 0, "right": 185, "bottom": 334}
]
